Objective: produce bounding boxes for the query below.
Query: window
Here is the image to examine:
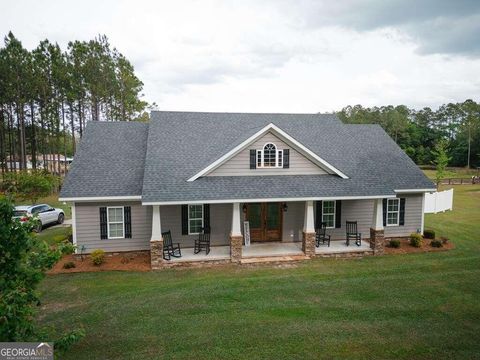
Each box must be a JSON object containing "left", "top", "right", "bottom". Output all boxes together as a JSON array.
[
  {"left": 322, "top": 201, "right": 336, "bottom": 228},
  {"left": 387, "top": 199, "right": 400, "bottom": 226},
  {"left": 256, "top": 143, "right": 283, "bottom": 168},
  {"left": 107, "top": 207, "right": 124, "bottom": 238},
  {"left": 188, "top": 204, "right": 204, "bottom": 235}
]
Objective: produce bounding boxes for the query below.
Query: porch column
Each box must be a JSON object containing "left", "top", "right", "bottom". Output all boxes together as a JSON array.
[
  {"left": 370, "top": 199, "right": 385, "bottom": 255},
  {"left": 302, "top": 200, "right": 316, "bottom": 257},
  {"left": 230, "top": 202, "right": 243, "bottom": 263},
  {"left": 150, "top": 205, "right": 164, "bottom": 269}
]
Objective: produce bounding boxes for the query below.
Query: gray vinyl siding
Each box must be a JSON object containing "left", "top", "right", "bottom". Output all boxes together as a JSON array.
[
  {"left": 282, "top": 201, "right": 304, "bottom": 242},
  {"left": 208, "top": 132, "right": 328, "bottom": 176},
  {"left": 161, "top": 204, "right": 232, "bottom": 247},
  {"left": 75, "top": 201, "right": 151, "bottom": 253},
  {"left": 384, "top": 194, "right": 423, "bottom": 237}
]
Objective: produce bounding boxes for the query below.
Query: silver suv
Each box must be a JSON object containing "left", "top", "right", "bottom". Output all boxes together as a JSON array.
[{"left": 13, "top": 204, "right": 65, "bottom": 232}]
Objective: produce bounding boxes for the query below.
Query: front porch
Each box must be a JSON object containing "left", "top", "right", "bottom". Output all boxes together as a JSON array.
[{"left": 150, "top": 198, "right": 389, "bottom": 268}]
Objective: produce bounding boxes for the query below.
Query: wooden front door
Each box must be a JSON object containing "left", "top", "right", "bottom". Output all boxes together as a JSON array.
[{"left": 246, "top": 203, "right": 282, "bottom": 242}]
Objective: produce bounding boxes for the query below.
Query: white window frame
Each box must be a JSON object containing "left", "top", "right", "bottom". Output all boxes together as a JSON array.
[
  {"left": 322, "top": 200, "right": 336, "bottom": 229},
  {"left": 386, "top": 198, "right": 400, "bottom": 226},
  {"left": 188, "top": 204, "right": 204, "bottom": 235},
  {"left": 107, "top": 206, "right": 125, "bottom": 239},
  {"left": 256, "top": 143, "right": 284, "bottom": 168}
]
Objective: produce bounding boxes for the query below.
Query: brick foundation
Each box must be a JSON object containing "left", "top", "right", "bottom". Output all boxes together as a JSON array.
[
  {"left": 150, "top": 238, "right": 164, "bottom": 270},
  {"left": 369, "top": 228, "right": 385, "bottom": 255},
  {"left": 230, "top": 234, "right": 243, "bottom": 263},
  {"left": 302, "top": 231, "right": 316, "bottom": 257}
]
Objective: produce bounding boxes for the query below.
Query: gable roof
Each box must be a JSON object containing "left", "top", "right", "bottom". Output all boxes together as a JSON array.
[
  {"left": 60, "top": 121, "right": 148, "bottom": 200},
  {"left": 188, "top": 122, "right": 348, "bottom": 181},
  {"left": 60, "top": 111, "right": 435, "bottom": 203}
]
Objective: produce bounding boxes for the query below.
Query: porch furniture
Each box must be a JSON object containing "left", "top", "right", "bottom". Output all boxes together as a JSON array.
[
  {"left": 162, "top": 230, "right": 182, "bottom": 260},
  {"left": 194, "top": 227, "right": 211, "bottom": 255},
  {"left": 345, "top": 221, "right": 361, "bottom": 246},
  {"left": 315, "top": 222, "right": 331, "bottom": 247}
]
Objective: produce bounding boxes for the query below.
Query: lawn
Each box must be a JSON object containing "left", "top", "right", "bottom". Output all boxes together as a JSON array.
[
  {"left": 423, "top": 167, "right": 479, "bottom": 180},
  {"left": 37, "top": 185, "right": 480, "bottom": 359}
]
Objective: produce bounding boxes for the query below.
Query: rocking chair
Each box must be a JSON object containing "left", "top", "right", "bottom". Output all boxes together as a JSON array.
[
  {"left": 194, "top": 227, "right": 211, "bottom": 255},
  {"left": 345, "top": 221, "right": 362, "bottom": 246},
  {"left": 162, "top": 230, "right": 182, "bottom": 260},
  {"left": 315, "top": 222, "right": 331, "bottom": 247}
]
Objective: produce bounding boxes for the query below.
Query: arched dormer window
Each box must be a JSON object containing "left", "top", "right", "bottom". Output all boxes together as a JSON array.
[{"left": 256, "top": 143, "right": 283, "bottom": 168}]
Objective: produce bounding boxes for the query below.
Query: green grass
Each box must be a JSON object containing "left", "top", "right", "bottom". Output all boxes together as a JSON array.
[
  {"left": 37, "top": 185, "right": 480, "bottom": 359},
  {"left": 35, "top": 225, "right": 71, "bottom": 246},
  {"left": 423, "top": 167, "right": 479, "bottom": 180}
]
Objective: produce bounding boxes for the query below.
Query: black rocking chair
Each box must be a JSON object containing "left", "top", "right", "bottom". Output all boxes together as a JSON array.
[
  {"left": 315, "top": 222, "right": 331, "bottom": 247},
  {"left": 162, "top": 230, "right": 182, "bottom": 260},
  {"left": 345, "top": 221, "right": 362, "bottom": 246},
  {"left": 194, "top": 227, "right": 211, "bottom": 255}
]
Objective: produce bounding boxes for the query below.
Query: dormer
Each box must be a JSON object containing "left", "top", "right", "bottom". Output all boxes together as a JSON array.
[{"left": 188, "top": 123, "right": 348, "bottom": 181}]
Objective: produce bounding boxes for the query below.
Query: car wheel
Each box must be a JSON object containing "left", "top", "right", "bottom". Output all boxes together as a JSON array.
[
  {"left": 35, "top": 222, "right": 43, "bottom": 233},
  {"left": 57, "top": 213, "right": 65, "bottom": 224}
]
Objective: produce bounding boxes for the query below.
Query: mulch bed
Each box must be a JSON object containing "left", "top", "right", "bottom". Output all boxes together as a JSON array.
[
  {"left": 384, "top": 238, "right": 454, "bottom": 255},
  {"left": 48, "top": 252, "right": 151, "bottom": 274}
]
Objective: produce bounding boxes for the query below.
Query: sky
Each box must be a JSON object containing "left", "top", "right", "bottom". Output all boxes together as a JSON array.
[{"left": 1, "top": 0, "right": 480, "bottom": 112}]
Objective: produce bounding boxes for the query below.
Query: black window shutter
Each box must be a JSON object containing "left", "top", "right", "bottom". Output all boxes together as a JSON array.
[
  {"left": 283, "top": 149, "right": 290, "bottom": 168},
  {"left": 181, "top": 205, "right": 188, "bottom": 235},
  {"left": 100, "top": 207, "right": 108, "bottom": 239},
  {"left": 124, "top": 206, "right": 132, "bottom": 238},
  {"left": 382, "top": 199, "right": 387, "bottom": 227},
  {"left": 203, "top": 204, "right": 210, "bottom": 233},
  {"left": 315, "top": 201, "right": 322, "bottom": 230},
  {"left": 250, "top": 149, "right": 256, "bottom": 169},
  {"left": 335, "top": 200, "right": 342, "bottom": 228},
  {"left": 399, "top": 198, "right": 406, "bottom": 226}
]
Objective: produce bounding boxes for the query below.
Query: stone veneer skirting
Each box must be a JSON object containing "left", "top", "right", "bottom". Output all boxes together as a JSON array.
[
  {"left": 369, "top": 228, "right": 385, "bottom": 255},
  {"left": 230, "top": 235, "right": 243, "bottom": 264},
  {"left": 150, "top": 239, "right": 164, "bottom": 270},
  {"left": 302, "top": 231, "right": 316, "bottom": 257}
]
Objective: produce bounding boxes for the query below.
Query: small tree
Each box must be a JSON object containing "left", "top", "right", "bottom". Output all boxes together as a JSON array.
[
  {"left": 1, "top": 171, "right": 59, "bottom": 204},
  {"left": 432, "top": 139, "right": 451, "bottom": 190},
  {"left": 0, "top": 196, "right": 84, "bottom": 351}
]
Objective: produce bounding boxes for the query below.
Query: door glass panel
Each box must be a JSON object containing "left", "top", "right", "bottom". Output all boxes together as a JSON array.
[
  {"left": 247, "top": 203, "right": 261, "bottom": 228},
  {"left": 266, "top": 203, "right": 279, "bottom": 230}
]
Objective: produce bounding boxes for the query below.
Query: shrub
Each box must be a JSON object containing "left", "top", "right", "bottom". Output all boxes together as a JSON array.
[
  {"left": 431, "top": 240, "right": 443, "bottom": 248},
  {"left": 424, "top": 229, "right": 435, "bottom": 239},
  {"left": 59, "top": 241, "right": 76, "bottom": 255},
  {"left": 389, "top": 239, "right": 401, "bottom": 248},
  {"left": 409, "top": 233, "right": 423, "bottom": 248},
  {"left": 121, "top": 256, "right": 130, "bottom": 264},
  {"left": 440, "top": 236, "right": 449, "bottom": 244},
  {"left": 91, "top": 249, "right": 105, "bottom": 266},
  {"left": 63, "top": 261, "right": 76, "bottom": 269}
]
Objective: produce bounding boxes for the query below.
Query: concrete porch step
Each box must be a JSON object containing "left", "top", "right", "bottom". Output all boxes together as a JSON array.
[{"left": 240, "top": 254, "right": 310, "bottom": 264}]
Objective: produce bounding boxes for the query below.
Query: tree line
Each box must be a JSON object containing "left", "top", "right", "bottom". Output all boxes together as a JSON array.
[
  {"left": 337, "top": 100, "right": 480, "bottom": 168},
  {"left": 0, "top": 32, "right": 150, "bottom": 176}
]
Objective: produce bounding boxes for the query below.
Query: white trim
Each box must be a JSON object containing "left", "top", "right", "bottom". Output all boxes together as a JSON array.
[
  {"left": 321, "top": 200, "right": 336, "bottom": 229},
  {"left": 303, "top": 200, "right": 315, "bottom": 233},
  {"left": 394, "top": 189, "right": 436, "bottom": 193},
  {"left": 420, "top": 193, "right": 425, "bottom": 235},
  {"left": 187, "top": 123, "right": 349, "bottom": 181},
  {"left": 151, "top": 205, "right": 162, "bottom": 241},
  {"left": 71, "top": 203, "right": 77, "bottom": 253},
  {"left": 143, "top": 194, "right": 395, "bottom": 206},
  {"left": 187, "top": 204, "right": 204, "bottom": 235},
  {"left": 107, "top": 206, "right": 125, "bottom": 239},
  {"left": 58, "top": 195, "right": 142, "bottom": 202},
  {"left": 386, "top": 198, "right": 400, "bottom": 227},
  {"left": 231, "top": 202, "right": 242, "bottom": 236}
]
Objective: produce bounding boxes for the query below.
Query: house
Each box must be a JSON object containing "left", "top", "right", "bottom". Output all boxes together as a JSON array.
[{"left": 59, "top": 111, "right": 436, "bottom": 268}]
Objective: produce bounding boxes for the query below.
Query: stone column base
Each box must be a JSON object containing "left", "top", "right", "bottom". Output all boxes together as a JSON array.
[
  {"left": 150, "top": 238, "right": 164, "bottom": 270},
  {"left": 369, "top": 228, "right": 385, "bottom": 255},
  {"left": 302, "top": 231, "right": 316, "bottom": 257},
  {"left": 230, "top": 234, "right": 243, "bottom": 264}
]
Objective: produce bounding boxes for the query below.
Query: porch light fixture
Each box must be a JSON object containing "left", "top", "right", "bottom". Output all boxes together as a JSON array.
[{"left": 282, "top": 202, "right": 288, "bottom": 212}]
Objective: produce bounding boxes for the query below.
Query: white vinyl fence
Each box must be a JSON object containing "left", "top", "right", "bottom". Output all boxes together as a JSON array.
[{"left": 424, "top": 189, "right": 454, "bottom": 214}]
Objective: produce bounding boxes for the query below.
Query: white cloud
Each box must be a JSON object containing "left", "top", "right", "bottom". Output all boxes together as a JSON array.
[{"left": 1, "top": 0, "right": 479, "bottom": 112}]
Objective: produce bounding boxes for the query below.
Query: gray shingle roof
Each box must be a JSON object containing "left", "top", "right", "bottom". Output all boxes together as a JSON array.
[
  {"left": 61, "top": 111, "right": 435, "bottom": 201},
  {"left": 60, "top": 121, "right": 149, "bottom": 198}
]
